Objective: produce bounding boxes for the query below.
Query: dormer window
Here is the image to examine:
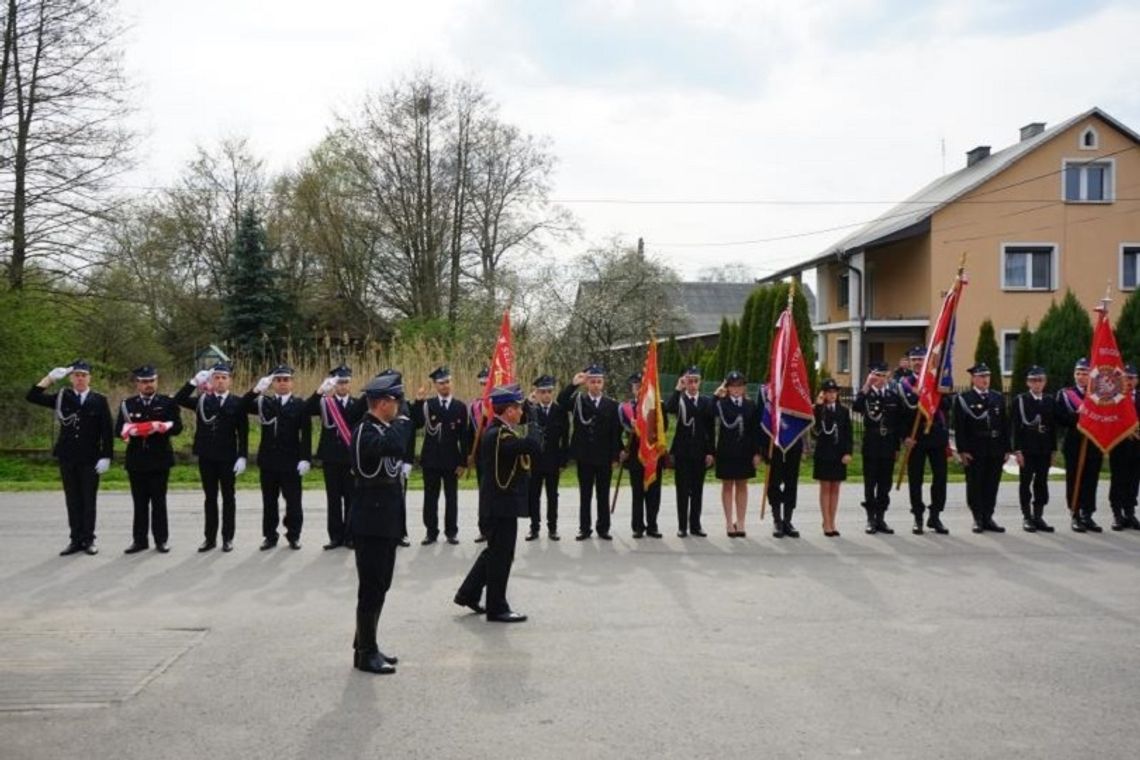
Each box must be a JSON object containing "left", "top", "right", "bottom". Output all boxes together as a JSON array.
[{"left": 1080, "top": 127, "right": 1099, "bottom": 150}]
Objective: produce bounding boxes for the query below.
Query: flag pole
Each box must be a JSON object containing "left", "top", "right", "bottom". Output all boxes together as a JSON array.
[{"left": 1069, "top": 437, "right": 1088, "bottom": 517}]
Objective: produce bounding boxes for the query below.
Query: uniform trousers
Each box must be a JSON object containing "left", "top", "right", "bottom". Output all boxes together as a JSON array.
[
  {"left": 260, "top": 468, "right": 303, "bottom": 542},
  {"left": 528, "top": 470, "right": 560, "bottom": 533},
  {"left": 1019, "top": 452, "right": 1051, "bottom": 517},
  {"left": 198, "top": 458, "right": 237, "bottom": 543},
  {"left": 422, "top": 468, "right": 459, "bottom": 539},
  {"left": 862, "top": 454, "right": 894, "bottom": 515},
  {"left": 129, "top": 469, "right": 170, "bottom": 545},
  {"left": 673, "top": 456, "right": 706, "bottom": 531},
  {"left": 457, "top": 516, "right": 518, "bottom": 616},
  {"left": 964, "top": 455, "right": 1003, "bottom": 521},
  {"left": 908, "top": 443, "right": 947, "bottom": 516},
  {"left": 322, "top": 462, "right": 353, "bottom": 544},
  {"left": 629, "top": 463, "right": 663, "bottom": 533},
  {"left": 353, "top": 535, "right": 398, "bottom": 653},
  {"left": 59, "top": 460, "right": 99, "bottom": 545},
  {"left": 577, "top": 462, "right": 612, "bottom": 535}
]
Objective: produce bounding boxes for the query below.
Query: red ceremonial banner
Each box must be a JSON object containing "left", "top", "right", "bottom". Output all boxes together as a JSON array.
[
  {"left": 1078, "top": 303, "right": 1138, "bottom": 452},
  {"left": 480, "top": 309, "right": 515, "bottom": 426},
  {"left": 917, "top": 270, "right": 967, "bottom": 428},
  {"left": 635, "top": 339, "right": 667, "bottom": 489}
]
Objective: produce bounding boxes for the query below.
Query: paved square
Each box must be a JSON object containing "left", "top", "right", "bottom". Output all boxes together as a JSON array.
[{"left": 1, "top": 481, "right": 1138, "bottom": 759}]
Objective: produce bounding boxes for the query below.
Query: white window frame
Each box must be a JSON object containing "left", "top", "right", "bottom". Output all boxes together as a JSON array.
[
  {"left": 1121, "top": 243, "right": 1140, "bottom": 291},
  {"left": 1080, "top": 126, "right": 1099, "bottom": 150},
  {"left": 1001, "top": 242, "right": 1058, "bottom": 292},
  {"left": 836, "top": 338, "right": 850, "bottom": 374},
  {"left": 1062, "top": 157, "right": 1115, "bottom": 203},
  {"left": 1000, "top": 330, "right": 1020, "bottom": 377}
]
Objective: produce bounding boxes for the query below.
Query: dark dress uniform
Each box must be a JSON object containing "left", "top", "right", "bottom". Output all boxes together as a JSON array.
[
  {"left": 350, "top": 393, "right": 413, "bottom": 674},
  {"left": 811, "top": 402, "right": 853, "bottom": 481},
  {"left": 411, "top": 395, "right": 470, "bottom": 542},
  {"left": 953, "top": 381, "right": 1010, "bottom": 531},
  {"left": 557, "top": 381, "right": 622, "bottom": 538},
  {"left": 664, "top": 389, "right": 716, "bottom": 535},
  {"left": 243, "top": 388, "right": 312, "bottom": 546},
  {"left": 526, "top": 393, "right": 569, "bottom": 538},
  {"left": 619, "top": 399, "right": 667, "bottom": 537},
  {"left": 116, "top": 389, "right": 183, "bottom": 549},
  {"left": 1056, "top": 384, "right": 1103, "bottom": 530},
  {"left": 713, "top": 395, "right": 759, "bottom": 480},
  {"left": 174, "top": 379, "right": 249, "bottom": 548},
  {"left": 307, "top": 390, "right": 365, "bottom": 548},
  {"left": 26, "top": 380, "right": 113, "bottom": 552},
  {"left": 1107, "top": 388, "right": 1140, "bottom": 530},
  {"left": 853, "top": 381, "right": 901, "bottom": 531},
  {"left": 759, "top": 412, "right": 804, "bottom": 537},
  {"left": 1011, "top": 388, "right": 1057, "bottom": 530},
  {"left": 456, "top": 403, "right": 541, "bottom": 621},
  {"left": 897, "top": 373, "right": 953, "bottom": 533}
]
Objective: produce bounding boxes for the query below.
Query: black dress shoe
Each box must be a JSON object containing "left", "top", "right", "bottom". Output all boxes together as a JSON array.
[
  {"left": 783, "top": 522, "right": 800, "bottom": 538},
  {"left": 576, "top": 531, "right": 592, "bottom": 541},
  {"left": 487, "top": 611, "right": 528, "bottom": 623},
  {"left": 287, "top": 539, "right": 302, "bottom": 550},
  {"left": 1071, "top": 517, "right": 1087, "bottom": 532},
  {"left": 677, "top": 529, "right": 688, "bottom": 538},
  {"left": 598, "top": 532, "right": 613, "bottom": 541},
  {"left": 525, "top": 530, "right": 539, "bottom": 541},
  {"left": 875, "top": 520, "right": 894, "bottom": 535},
  {"left": 397, "top": 537, "right": 409, "bottom": 547},
  {"left": 446, "top": 536, "right": 459, "bottom": 545},
  {"left": 453, "top": 594, "right": 485, "bottom": 614},
  {"left": 647, "top": 530, "right": 662, "bottom": 538},
  {"left": 912, "top": 520, "right": 924, "bottom": 535},
  {"left": 1111, "top": 514, "right": 1128, "bottom": 531},
  {"left": 222, "top": 541, "right": 234, "bottom": 552},
  {"left": 691, "top": 528, "right": 708, "bottom": 537},
  {"left": 60, "top": 542, "right": 83, "bottom": 556},
  {"left": 927, "top": 516, "right": 949, "bottom": 535},
  {"left": 1128, "top": 514, "right": 1140, "bottom": 530},
  {"left": 259, "top": 538, "right": 277, "bottom": 550},
  {"left": 377, "top": 650, "right": 398, "bottom": 666},
  {"left": 124, "top": 542, "right": 148, "bottom": 554},
  {"left": 632, "top": 530, "right": 644, "bottom": 539},
  {"left": 1082, "top": 515, "right": 1103, "bottom": 533},
  {"left": 84, "top": 543, "right": 99, "bottom": 555},
  {"left": 323, "top": 541, "right": 342, "bottom": 550},
  {"left": 474, "top": 534, "right": 487, "bottom": 543},
  {"left": 1022, "top": 518, "right": 1038, "bottom": 532},
  {"left": 346, "top": 539, "right": 357, "bottom": 549},
  {"left": 972, "top": 523, "right": 985, "bottom": 534},
  {"left": 199, "top": 541, "right": 217, "bottom": 552},
  {"left": 772, "top": 521, "right": 785, "bottom": 539},
  {"left": 155, "top": 543, "right": 171, "bottom": 553},
  {"left": 1034, "top": 517, "right": 1054, "bottom": 533},
  {"left": 355, "top": 652, "right": 396, "bottom": 675},
  {"left": 549, "top": 531, "right": 561, "bottom": 541},
  {"left": 983, "top": 520, "right": 1005, "bottom": 533},
  {"left": 865, "top": 522, "right": 878, "bottom": 535},
  {"left": 421, "top": 536, "right": 437, "bottom": 546}
]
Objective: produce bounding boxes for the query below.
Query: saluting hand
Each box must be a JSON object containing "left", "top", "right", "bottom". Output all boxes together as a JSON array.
[
  {"left": 713, "top": 382, "right": 727, "bottom": 399},
  {"left": 416, "top": 385, "right": 427, "bottom": 401},
  {"left": 572, "top": 372, "right": 586, "bottom": 386},
  {"left": 253, "top": 376, "right": 272, "bottom": 394}
]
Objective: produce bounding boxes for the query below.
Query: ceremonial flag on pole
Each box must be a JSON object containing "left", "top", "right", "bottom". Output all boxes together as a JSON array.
[
  {"left": 1078, "top": 300, "right": 1138, "bottom": 452},
  {"left": 759, "top": 298, "right": 813, "bottom": 452},
  {"left": 916, "top": 268, "right": 967, "bottom": 430},
  {"left": 635, "top": 338, "right": 667, "bottom": 489},
  {"left": 480, "top": 309, "right": 515, "bottom": 426}
]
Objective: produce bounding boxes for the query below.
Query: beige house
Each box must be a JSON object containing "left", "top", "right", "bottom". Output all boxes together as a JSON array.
[{"left": 762, "top": 107, "right": 1140, "bottom": 388}]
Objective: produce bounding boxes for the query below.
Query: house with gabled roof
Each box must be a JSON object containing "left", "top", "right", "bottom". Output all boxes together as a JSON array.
[{"left": 760, "top": 106, "right": 1140, "bottom": 387}]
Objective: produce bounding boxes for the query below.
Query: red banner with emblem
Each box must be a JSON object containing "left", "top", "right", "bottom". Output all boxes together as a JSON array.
[
  {"left": 635, "top": 339, "right": 667, "bottom": 488},
  {"left": 479, "top": 309, "right": 515, "bottom": 426},
  {"left": 1078, "top": 303, "right": 1138, "bottom": 452},
  {"left": 916, "top": 269, "right": 967, "bottom": 429}
]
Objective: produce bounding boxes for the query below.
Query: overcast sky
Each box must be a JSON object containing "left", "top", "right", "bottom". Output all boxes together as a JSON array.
[{"left": 117, "top": 0, "right": 1140, "bottom": 280}]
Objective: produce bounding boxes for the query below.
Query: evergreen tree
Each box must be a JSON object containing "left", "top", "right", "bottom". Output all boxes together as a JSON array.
[
  {"left": 1032, "top": 290, "right": 1093, "bottom": 394},
  {"left": 222, "top": 207, "right": 293, "bottom": 366},
  {"left": 1115, "top": 287, "right": 1140, "bottom": 368},
  {"left": 749, "top": 285, "right": 775, "bottom": 380},
  {"left": 727, "top": 320, "right": 740, "bottom": 374},
  {"left": 660, "top": 334, "right": 684, "bottom": 374},
  {"left": 733, "top": 291, "right": 757, "bottom": 376},
  {"left": 709, "top": 318, "right": 731, "bottom": 381},
  {"left": 1010, "top": 321, "right": 1034, "bottom": 393},
  {"left": 974, "top": 319, "right": 1003, "bottom": 393}
]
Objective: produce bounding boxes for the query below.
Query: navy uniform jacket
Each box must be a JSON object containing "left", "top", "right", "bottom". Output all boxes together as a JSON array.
[
  {"left": 852, "top": 385, "right": 901, "bottom": 458},
  {"left": 1054, "top": 386, "right": 1088, "bottom": 452},
  {"left": 526, "top": 400, "right": 570, "bottom": 474},
  {"left": 711, "top": 396, "right": 759, "bottom": 462},
  {"left": 812, "top": 403, "right": 853, "bottom": 461},
  {"left": 243, "top": 392, "right": 312, "bottom": 473},
  {"left": 173, "top": 383, "right": 249, "bottom": 463},
  {"left": 350, "top": 414, "right": 413, "bottom": 538},
  {"left": 479, "top": 420, "right": 542, "bottom": 519},
  {"left": 664, "top": 391, "right": 716, "bottom": 460},
  {"left": 26, "top": 386, "right": 114, "bottom": 465},
  {"left": 411, "top": 396, "right": 469, "bottom": 471},
  {"left": 116, "top": 394, "right": 183, "bottom": 473},
  {"left": 953, "top": 388, "right": 1011, "bottom": 458},
  {"left": 1011, "top": 391, "right": 1057, "bottom": 457},
  {"left": 896, "top": 374, "right": 952, "bottom": 448},
  {"left": 305, "top": 392, "right": 365, "bottom": 466},
  {"left": 556, "top": 385, "right": 622, "bottom": 466}
]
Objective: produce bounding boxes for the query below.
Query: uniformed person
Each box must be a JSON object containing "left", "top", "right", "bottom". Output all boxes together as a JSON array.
[
  {"left": 174, "top": 362, "right": 249, "bottom": 551},
  {"left": 558, "top": 364, "right": 622, "bottom": 540},
  {"left": 525, "top": 374, "right": 569, "bottom": 541},
  {"left": 1011, "top": 366, "right": 1057, "bottom": 532},
  {"left": 1056, "top": 358, "right": 1103, "bottom": 532},
  {"left": 467, "top": 365, "right": 491, "bottom": 544},
  {"left": 711, "top": 370, "right": 759, "bottom": 538},
  {"left": 759, "top": 382, "right": 805, "bottom": 538},
  {"left": 852, "top": 360, "right": 900, "bottom": 534},
  {"left": 412, "top": 366, "right": 470, "bottom": 545},
  {"left": 117, "top": 365, "right": 183, "bottom": 554},
  {"left": 26, "top": 360, "right": 113, "bottom": 556},
  {"left": 306, "top": 365, "right": 365, "bottom": 550},
  {"left": 664, "top": 366, "right": 716, "bottom": 537},
  {"left": 1108, "top": 364, "right": 1140, "bottom": 531},
  {"left": 349, "top": 370, "right": 414, "bottom": 674},
  {"left": 619, "top": 372, "right": 667, "bottom": 539},
  {"left": 243, "top": 365, "right": 313, "bottom": 550},
  {"left": 812, "top": 378, "right": 853, "bottom": 537},
  {"left": 899, "top": 346, "right": 952, "bottom": 535},
  {"left": 454, "top": 383, "right": 542, "bottom": 623},
  {"left": 954, "top": 363, "right": 1010, "bottom": 533}
]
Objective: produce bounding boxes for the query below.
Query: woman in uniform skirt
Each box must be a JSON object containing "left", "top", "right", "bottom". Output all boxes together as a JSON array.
[
  {"left": 812, "top": 378, "right": 853, "bottom": 537},
  {"left": 712, "top": 370, "right": 760, "bottom": 537}
]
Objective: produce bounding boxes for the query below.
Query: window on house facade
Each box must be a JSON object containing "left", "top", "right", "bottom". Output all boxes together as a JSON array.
[
  {"left": 1064, "top": 160, "right": 1113, "bottom": 202},
  {"left": 836, "top": 338, "right": 850, "bottom": 374},
  {"left": 1001, "top": 331, "right": 1019, "bottom": 375},
  {"left": 1123, "top": 246, "right": 1140, "bottom": 290},
  {"left": 1002, "top": 245, "right": 1055, "bottom": 291},
  {"left": 837, "top": 271, "right": 849, "bottom": 308},
  {"left": 1080, "top": 127, "right": 1098, "bottom": 149}
]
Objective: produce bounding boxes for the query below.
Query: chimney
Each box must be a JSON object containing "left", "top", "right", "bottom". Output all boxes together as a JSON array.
[
  {"left": 1020, "top": 122, "right": 1046, "bottom": 141},
  {"left": 966, "top": 146, "right": 991, "bottom": 167}
]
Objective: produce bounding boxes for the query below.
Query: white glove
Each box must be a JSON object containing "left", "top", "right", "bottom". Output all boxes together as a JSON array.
[
  {"left": 317, "top": 377, "right": 336, "bottom": 395},
  {"left": 401, "top": 463, "right": 413, "bottom": 478},
  {"left": 49, "top": 366, "right": 72, "bottom": 382},
  {"left": 233, "top": 457, "right": 247, "bottom": 475},
  {"left": 192, "top": 369, "right": 211, "bottom": 386},
  {"left": 153, "top": 420, "right": 174, "bottom": 434},
  {"left": 253, "top": 375, "right": 272, "bottom": 394},
  {"left": 94, "top": 458, "right": 110, "bottom": 475},
  {"left": 297, "top": 460, "right": 311, "bottom": 477},
  {"left": 125, "top": 424, "right": 141, "bottom": 437}
]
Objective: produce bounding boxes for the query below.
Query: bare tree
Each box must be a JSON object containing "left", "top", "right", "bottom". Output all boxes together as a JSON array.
[{"left": 0, "top": 0, "right": 134, "bottom": 290}]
